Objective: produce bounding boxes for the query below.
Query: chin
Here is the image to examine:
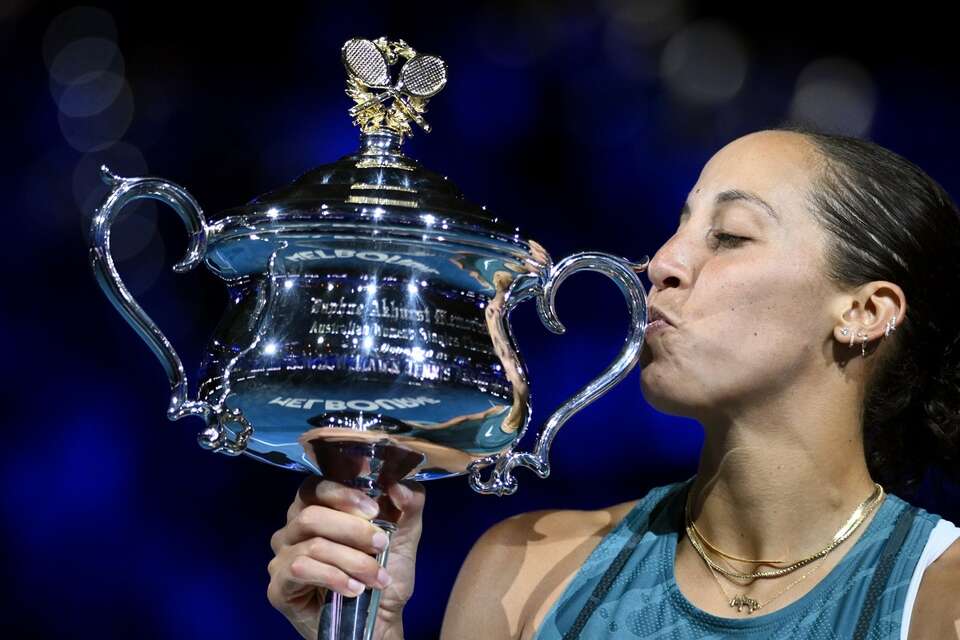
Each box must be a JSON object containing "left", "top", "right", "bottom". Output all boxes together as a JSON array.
[
  {"left": 641, "top": 393, "right": 694, "bottom": 418},
  {"left": 639, "top": 366, "right": 691, "bottom": 417}
]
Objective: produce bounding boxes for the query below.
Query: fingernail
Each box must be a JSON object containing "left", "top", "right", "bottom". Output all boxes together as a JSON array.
[
  {"left": 347, "top": 578, "right": 365, "bottom": 596},
  {"left": 377, "top": 568, "right": 392, "bottom": 588},
  {"left": 372, "top": 531, "right": 389, "bottom": 550}
]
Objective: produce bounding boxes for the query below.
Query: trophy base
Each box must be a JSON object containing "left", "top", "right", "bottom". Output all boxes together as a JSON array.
[{"left": 208, "top": 384, "right": 516, "bottom": 479}]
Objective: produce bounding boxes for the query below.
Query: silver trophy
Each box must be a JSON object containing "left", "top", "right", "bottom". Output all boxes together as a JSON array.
[{"left": 86, "top": 36, "right": 652, "bottom": 640}]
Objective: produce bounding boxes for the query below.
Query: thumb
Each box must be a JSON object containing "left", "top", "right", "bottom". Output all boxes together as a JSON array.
[{"left": 387, "top": 479, "right": 425, "bottom": 515}]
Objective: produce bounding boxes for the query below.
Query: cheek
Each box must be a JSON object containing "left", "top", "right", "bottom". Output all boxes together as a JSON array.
[
  {"left": 699, "top": 253, "right": 819, "bottom": 327},
  {"left": 703, "top": 259, "right": 827, "bottom": 375},
  {"left": 646, "top": 257, "right": 824, "bottom": 392}
]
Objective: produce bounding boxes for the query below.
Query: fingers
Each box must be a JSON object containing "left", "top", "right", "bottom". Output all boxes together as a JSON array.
[
  {"left": 267, "top": 528, "right": 392, "bottom": 603},
  {"left": 272, "top": 503, "right": 388, "bottom": 555},
  {"left": 286, "top": 477, "right": 425, "bottom": 527},
  {"left": 294, "top": 536, "right": 391, "bottom": 591},
  {"left": 290, "top": 556, "right": 368, "bottom": 598},
  {"left": 267, "top": 552, "right": 368, "bottom": 604},
  {"left": 268, "top": 476, "right": 428, "bottom": 623},
  {"left": 387, "top": 479, "right": 425, "bottom": 514},
  {"left": 273, "top": 476, "right": 426, "bottom": 558},
  {"left": 286, "top": 477, "right": 381, "bottom": 524}
]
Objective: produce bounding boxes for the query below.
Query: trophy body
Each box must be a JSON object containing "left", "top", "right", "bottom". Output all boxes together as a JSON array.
[
  {"left": 87, "top": 37, "right": 651, "bottom": 640},
  {"left": 196, "top": 134, "right": 541, "bottom": 481}
]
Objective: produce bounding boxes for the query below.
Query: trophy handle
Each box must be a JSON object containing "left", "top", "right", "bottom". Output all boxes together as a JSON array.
[
  {"left": 468, "top": 252, "right": 651, "bottom": 496},
  {"left": 87, "top": 164, "right": 222, "bottom": 438}
]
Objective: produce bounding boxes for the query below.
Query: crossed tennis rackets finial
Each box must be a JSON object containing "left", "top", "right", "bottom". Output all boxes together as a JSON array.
[{"left": 342, "top": 37, "right": 448, "bottom": 133}]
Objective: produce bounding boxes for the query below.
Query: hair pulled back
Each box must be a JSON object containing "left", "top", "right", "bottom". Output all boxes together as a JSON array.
[{"left": 770, "top": 121, "right": 960, "bottom": 495}]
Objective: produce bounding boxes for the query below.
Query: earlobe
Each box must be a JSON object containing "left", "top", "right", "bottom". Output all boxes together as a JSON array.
[
  {"left": 834, "top": 312, "right": 898, "bottom": 358},
  {"left": 834, "top": 323, "right": 881, "bottom": 362},
  {"left": 836, "top": 325, "right": 865, "bottom": 347}
]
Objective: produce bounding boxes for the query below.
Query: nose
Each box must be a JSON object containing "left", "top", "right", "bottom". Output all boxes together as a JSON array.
[
  {"left": 627, "top": 255, "right": 662, "bottom": 301},
  {"left": 645, "top": 238, "right": 687, "bottom": 295}
]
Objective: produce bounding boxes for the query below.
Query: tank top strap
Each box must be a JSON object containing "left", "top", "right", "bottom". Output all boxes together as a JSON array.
[
  {"left": 532, "top": 480, "right": 943, "bottom": 640},
  {"left": 851, "top": 498, "right": 941, "bottom": 639}
]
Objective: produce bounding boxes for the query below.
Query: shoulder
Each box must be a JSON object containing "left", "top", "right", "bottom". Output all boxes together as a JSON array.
[
  {"left": 439, "top": 497, "right": 640, "bottom": 640},
  {"left": 907, "top": 528, "right": 960, "bottom": 639},
  {"left": 477, "top": 496, "right": 641, "bottom": 548}
]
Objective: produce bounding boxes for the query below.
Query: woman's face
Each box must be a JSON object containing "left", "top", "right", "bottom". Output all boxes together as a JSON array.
[{"left": 639, "top": 130, "right": 841, "bottom": 423}]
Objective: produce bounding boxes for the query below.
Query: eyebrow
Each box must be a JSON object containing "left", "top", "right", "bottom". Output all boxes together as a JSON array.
[{"left": 680, "top": 189, "right": 781, "bottom": 224}]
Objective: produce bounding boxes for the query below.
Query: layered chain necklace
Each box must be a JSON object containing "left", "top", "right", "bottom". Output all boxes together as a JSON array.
[{"left": 684, "top": 482, "right": 885, "bottom": 614}]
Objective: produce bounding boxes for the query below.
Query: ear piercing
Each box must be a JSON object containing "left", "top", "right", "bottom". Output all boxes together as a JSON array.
[
  {"left": 839, "top": 315, "right": 897, "bottom": 357},
  {"left": 884, "top": 315, "right": 897, "bottom": 337}
]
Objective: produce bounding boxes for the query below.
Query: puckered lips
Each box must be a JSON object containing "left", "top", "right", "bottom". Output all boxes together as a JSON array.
[{"left": 648, "top": 305, "right": 675, "bottom": 327}]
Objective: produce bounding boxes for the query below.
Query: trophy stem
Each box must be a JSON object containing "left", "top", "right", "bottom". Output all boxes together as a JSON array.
[
  {"left": 317, "top": 519, "right": 396, "bottom": 640},
  {"left": 300, "top": 435, "right": 424, "bottom": 640}
]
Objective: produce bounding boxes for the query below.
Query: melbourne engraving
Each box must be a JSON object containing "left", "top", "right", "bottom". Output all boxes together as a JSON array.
[
  {"left": 285, "top": 248, "right": 438, "bottom": 274},
  {"left": 269, "top": 395, "right": 441, "bottom": 411}
]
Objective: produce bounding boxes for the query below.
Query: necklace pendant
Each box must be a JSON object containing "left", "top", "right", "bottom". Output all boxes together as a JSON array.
[{"left": 729, "top": 594, "right": 761, "bottom": 614}]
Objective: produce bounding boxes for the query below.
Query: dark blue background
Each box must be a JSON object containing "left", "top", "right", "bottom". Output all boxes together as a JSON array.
[{"left": 4, "top": 1, "right": 959, "bottom": 638}]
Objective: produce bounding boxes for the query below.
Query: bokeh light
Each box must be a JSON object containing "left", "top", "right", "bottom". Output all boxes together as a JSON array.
[
  {"left": 788, "top": 57, "right": 877, "bottom": 136},
  {"left": 660, "top": 19, "right": 750, "bottom": 106},
  {"left": 6, "top": 3, "right": 960, "bottom": 639}
]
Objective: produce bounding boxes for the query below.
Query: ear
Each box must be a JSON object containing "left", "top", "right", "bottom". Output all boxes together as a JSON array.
[{"left": 833, "top": 280, "right": 907, "bottom": 344}]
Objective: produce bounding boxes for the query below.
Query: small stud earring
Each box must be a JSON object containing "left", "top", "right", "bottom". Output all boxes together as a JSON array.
[{"left": 840, "top": 327, "right": 850, "bottom": 337}]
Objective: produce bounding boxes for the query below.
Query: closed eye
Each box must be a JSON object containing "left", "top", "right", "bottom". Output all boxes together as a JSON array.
[{"left": 711, "top": 232, "right": 749, "bottom": 248}]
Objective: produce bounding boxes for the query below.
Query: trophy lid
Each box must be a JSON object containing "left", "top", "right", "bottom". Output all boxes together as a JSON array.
[{"left": 205, "top": 37, "right": 536, "bottom": 277}]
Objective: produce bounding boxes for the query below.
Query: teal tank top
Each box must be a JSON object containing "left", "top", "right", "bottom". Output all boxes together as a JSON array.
[{"left": 532, "top": 478, "right": 942, "bottom": 640}]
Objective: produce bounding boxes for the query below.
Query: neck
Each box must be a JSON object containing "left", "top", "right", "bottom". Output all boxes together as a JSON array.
[{"left": 687, "top": 408, "right": 877, "bottom": 562}]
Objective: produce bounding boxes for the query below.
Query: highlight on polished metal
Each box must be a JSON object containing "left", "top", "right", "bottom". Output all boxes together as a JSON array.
[{"left": 85, "top": 35, "right": 652, "bottom": 640}]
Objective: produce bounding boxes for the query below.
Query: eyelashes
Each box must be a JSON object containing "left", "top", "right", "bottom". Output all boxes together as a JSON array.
[{"left": 710, "top": 231, "right": 749, "bottom": 248}]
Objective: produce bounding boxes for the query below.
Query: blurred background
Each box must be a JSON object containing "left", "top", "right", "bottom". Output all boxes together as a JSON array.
[{"left": 3, "top": 1, "right": 959, "bottom": 637}]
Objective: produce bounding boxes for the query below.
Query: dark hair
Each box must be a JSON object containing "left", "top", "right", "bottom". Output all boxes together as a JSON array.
[{"left": 768, "top": 121, "right": 960, "bottom": 496}]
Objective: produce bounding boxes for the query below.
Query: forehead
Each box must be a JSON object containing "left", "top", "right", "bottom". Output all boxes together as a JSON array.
[{"left": 689, "top": 131, "right": 820, "bottom": 220}]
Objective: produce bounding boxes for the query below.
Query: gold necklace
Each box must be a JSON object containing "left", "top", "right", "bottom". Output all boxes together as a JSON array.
[
  {"left": 685, "top": 482, "right": 884, "bottom": 581},
  {"left": 698, "top": 539, "right": 828, "bottom": 614},
  {"left": 687, "top": 509, "right": 787, "bottom": 565}
]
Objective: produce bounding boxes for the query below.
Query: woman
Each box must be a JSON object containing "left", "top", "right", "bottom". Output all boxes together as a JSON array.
[{"left": 266, "top": 125, "right": 960, "bottom": 639}]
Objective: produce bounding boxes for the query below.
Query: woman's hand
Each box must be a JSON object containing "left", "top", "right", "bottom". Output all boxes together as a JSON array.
[{"left": 267, "top": 476, "right": 426, "bottom": 639}]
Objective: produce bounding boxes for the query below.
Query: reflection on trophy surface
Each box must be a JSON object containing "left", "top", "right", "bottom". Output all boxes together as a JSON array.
[{"left": 86, "top": 34, "right": 650, "bottom": 640}]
